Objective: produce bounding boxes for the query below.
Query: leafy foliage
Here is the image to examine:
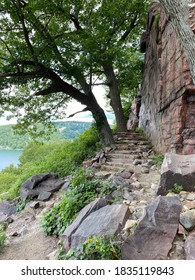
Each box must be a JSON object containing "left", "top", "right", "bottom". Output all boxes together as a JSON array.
[
  {"left": 117, "top": 50, "right": 145, "bottom": 120},
  {"left": 16, "top": 199, "right": 29, "bottom": 213},
  {"left": 150, "top": 153, "right": 164, "bottom": 169},
  {"left": 60, "top": 235, "right": 121, "bottom": 260},
  {"left": 41, "top": 171, "right": 97, "bottom": 236},
  {"left": 0, "top": 223, "right": 6, "bottom": 252},
  {"left": 169, "top": 183, "right": 183, "bottom": 194},
  {"left": 0, "top": 125, "right": 100, "bottom": 200},
  {"left": 41, "top": 168, "right": 116, "bottom": 236},
  {"left": 0, "top": 0, "right": 150, "bottom": 140}
]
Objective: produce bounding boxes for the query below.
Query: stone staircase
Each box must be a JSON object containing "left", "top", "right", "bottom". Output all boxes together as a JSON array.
[{"left": 102, "top": 131, "right": 154, "bottom": 173}]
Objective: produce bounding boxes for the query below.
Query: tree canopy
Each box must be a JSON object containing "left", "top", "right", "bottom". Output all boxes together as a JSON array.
[{"left": 0, "top": 0, "right": 150, "bottom": 144}]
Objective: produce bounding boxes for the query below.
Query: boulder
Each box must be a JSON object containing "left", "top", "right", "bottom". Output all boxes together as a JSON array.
[
  {"left": 0, "top": 200, "right": 17, "bottom": 222},
  {"left": 20, "top": 172, "right": 64, "bottom": 200},
  {"left": 118, "top": 172, "right": 132, "bottom": 179},
  {"left": 62, "top": 198, "right": 108, "bottom": 252},
  {"left": 60, "top": 179, "right": 71, "bottom": 193},
  {"left": 184, "top": 230, "right": 195, "bottom": 260},
  {"left": 37, "top": 191, "right": 52, "bottom": 201},
  {"left": 122, "top": 196, "right": 182, "bottom": 260},
  {"left": 112, "top": 175, "right": 132, "bottom": 189},
  {"left": 180, "top": 209, "right": 195, "bottom": 231},
  {"left": 157, "top": 153, "right": 195, "bottom": 195},
  {"left": 70, "top": 204, "right": 130, "bottom": 249}
]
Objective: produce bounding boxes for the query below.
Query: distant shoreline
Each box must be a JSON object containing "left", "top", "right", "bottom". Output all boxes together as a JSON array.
[{"left": 0, "top": 148, "right": 23, "bottom": 151}]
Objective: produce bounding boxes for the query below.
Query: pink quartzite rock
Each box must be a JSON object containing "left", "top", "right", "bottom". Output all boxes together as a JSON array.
[
  {"left": 139, "top": 2, "right": 195, "bottom": 154},
  {"left": 62, "top": 198, "right": 108, "bottom": 252},
  {"left": 157, "top": 153, "right": 195, "bottom": 195},
  {"left": 184, "top": 230, "right": 195, "bottom": 260},
  {"left": 70, "top": 204, "right": 130, "bottom": 249},
  {"left": 121, "top": 196, "right": 182, "bottom": 260}
]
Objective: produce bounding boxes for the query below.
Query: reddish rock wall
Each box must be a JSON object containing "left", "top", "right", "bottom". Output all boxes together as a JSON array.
[{"left": 139, "top": 2, "right": 195, "bottom": 154}]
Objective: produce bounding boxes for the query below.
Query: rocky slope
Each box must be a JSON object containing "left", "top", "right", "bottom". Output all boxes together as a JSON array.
[{"left": 0, "top": 131, "right": 195, "bottom": 260}]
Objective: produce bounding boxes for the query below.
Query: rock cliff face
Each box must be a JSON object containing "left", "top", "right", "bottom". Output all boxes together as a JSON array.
[{"left": 139, "top": 1, "right": 195, "bottom": 154}]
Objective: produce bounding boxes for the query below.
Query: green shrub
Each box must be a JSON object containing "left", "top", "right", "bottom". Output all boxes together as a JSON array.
[
  {"left": 0, "top": 223, "right": 6, "bottom": 252},
  {"left": 0, "top": 125, "right": 101, "bottom": 200},
  {"left": 169, "top": 183, "right": 183, "bottom": 194},
  {"left": 135, "top": 127, "right": 143, "bottom": 134},
  {"left": 60, "top": 235, "right": 121, "bottom": 260},
  {"left": 150, "top": 153, "right": 164, "bottom": 168},
  {"left": 41, "top": 169, "right": 98, "bottom": 236},
  {"left": 41, "top": 168, "right": 116, "bottom": 236},
  {"left": 16, "top": 199, "right": 29, "bottom": 213}
]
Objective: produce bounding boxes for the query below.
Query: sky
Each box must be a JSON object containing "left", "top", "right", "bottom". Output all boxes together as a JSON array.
[{"left": 0, "top": 86, "right": 115, "bottom": 125}]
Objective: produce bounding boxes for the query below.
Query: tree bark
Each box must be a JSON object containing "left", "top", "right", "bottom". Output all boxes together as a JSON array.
[
  {"left": 159, "top": 0, "right": 195, "bottom": 84},
  {"left": 103, "top": 63, "right": 127, "bottom": 132},
  {"left": 86, "top": 92, "right": 115, "bottom": 146}
]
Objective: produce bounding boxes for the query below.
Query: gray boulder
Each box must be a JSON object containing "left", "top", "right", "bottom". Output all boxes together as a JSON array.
[
  {"left": 180, "top": 210, "right": 195, "bottom": 231},
  {"left": 20, "top": 172, "right": 64, "bottom": 200},
  {"left": 184, "top": 230, "right": 195, "bottom": 260},
  {"left": 70, "top": 204, "right": 130, "bottom": 249},
  {"left": 62, "top": 198, "right": 108, "bottom": 252},
  {"left": 0, "top": 200, "right": 17, "bottom": 222},
  {"left": 122, "top": 196, "right": 182, "bottom": 260},
  {"left": 157, "top": 153, "right": 195, "bottom": 195}
]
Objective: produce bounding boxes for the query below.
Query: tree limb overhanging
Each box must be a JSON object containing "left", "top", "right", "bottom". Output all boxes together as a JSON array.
[{"left": 67, "top": 107, "right": 89, "bottom": 118}]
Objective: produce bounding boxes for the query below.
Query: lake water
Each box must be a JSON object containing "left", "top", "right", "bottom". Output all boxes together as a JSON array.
[{"left": 0, "top": 150, "right": 22, "bottom": 171}]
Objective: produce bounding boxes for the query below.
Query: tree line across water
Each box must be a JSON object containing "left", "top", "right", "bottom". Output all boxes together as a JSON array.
[{"left": 0, "top": 121, "right": 91, "bottom": 150}]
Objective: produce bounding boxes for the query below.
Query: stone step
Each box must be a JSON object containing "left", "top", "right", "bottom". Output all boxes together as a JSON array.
[
  {"left": 114, "top": 131, "right": 141, "bottom": 136},
  {"left": 101, "top": 165, "right": 124, "bottom": 172},
  {"left": 105, "top": 161, "right": 135, "bottom": 169},
  {"left": 112, "top": 150, "right": 141, "bottom": 156},
  {"left": 106, "top": 158, "right": 133, "bottom": 164},
  {"left": 113, "top": 132, "right": 146, "bottom": 140},
  {"left": 115, "top": 140, "right": 151, "bottom": 146},
  {"left": 108, "top": 154, "right": 135, "bottom": 159},
  {"left": 115, "top": 145, "right": 145, "bottom": 152},
  {"left": 116, "top": 136, "right": 145, "bottom": 141},
  {"left": 115, "top": 144, "right": 129, "bottom": 150},
  {"left": 115, "top": 144, "right": 150, "bottom": 152}
]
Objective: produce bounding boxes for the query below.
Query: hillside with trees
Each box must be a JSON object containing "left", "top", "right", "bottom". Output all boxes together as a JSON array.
[{"left": 0, "top": 121, "right": 91, "bottom": 149}]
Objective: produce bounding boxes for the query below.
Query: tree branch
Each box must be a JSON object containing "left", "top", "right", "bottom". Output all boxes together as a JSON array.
[
  {"left": 24, "top": 7, "right": 91, "bottom": 95},
  {"left": 13, "top": 0, "right": 39, "bottom": 67},
  {"left": 67, "top": 107, "right": 88, "bottom": 118},
  {"left": 35, "top": 84, "right": 59, "bottom": 96},
  {"left": 0, "top": 70, "right": 42, "bottom": 78},
  {"left": 92, "top": 82, "right": 110, "bottom": 86},
  {"left": 0, "top": 38, "right": 14, "bottom": 58},
  {"left": 70, "top": 14, "right": 83, "bottom": 31},
  {"left": 119, "top": 14, "right": 138, "bottom": 42}
]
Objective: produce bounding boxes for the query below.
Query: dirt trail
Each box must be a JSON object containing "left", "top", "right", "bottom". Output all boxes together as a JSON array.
[{"left": 0, "top": 204, "right": 59, "bottom": 260}]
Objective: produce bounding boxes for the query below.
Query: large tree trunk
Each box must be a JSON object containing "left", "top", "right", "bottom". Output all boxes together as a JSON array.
[
  {"left": 47, "top": 69, "right": 115, "bottom": 146},
  {"left": 159, "top": 0, "right": 195, "bottom": 84},
  {"left": 103, "top": 63, "right": 127, "bottom": 132},
  {"left": 86, "top": 93, "right": 115, "bottom": 146}
]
